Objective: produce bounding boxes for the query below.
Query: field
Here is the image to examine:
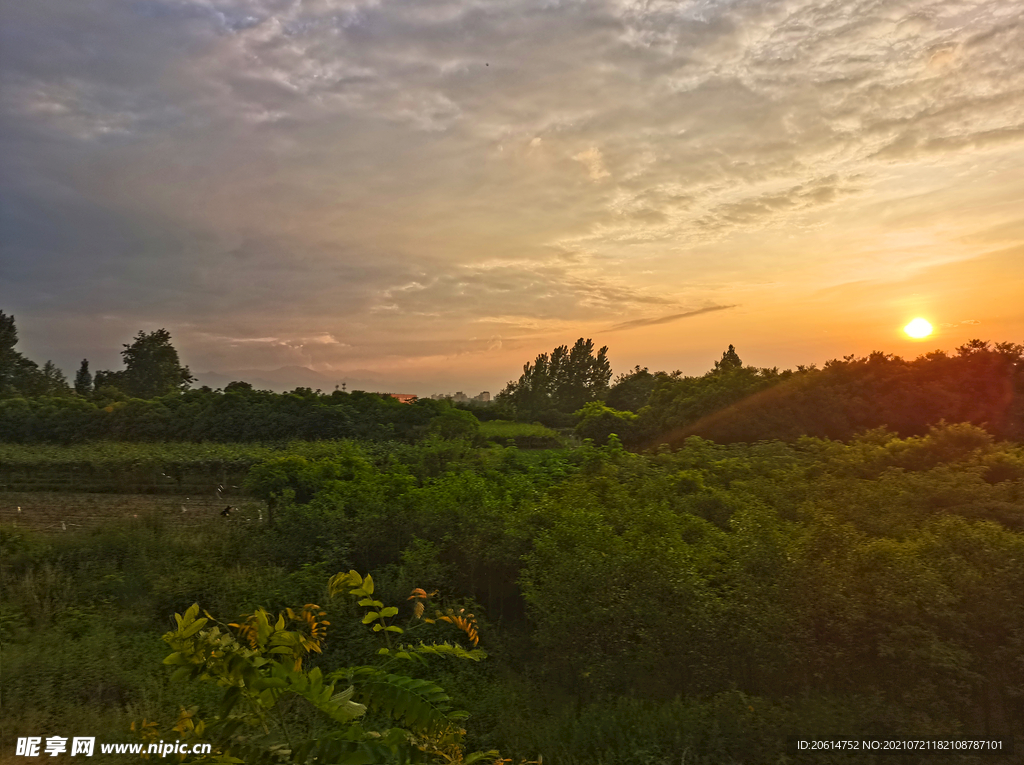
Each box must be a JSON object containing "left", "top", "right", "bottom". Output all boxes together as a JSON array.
[
  {"left": 3, "top": 429, "right": 1023, "bottom": 764},
  {"left": 0, "top": 491, "right": 267, "bottom": 533},
  {"left": 477, "top": 420, "right": 565, "bottom": 446}
]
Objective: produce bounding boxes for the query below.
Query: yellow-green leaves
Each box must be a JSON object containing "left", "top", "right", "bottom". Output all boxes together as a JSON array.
[{"left": 158, "top": 571, "right": 489, "bottom": 764}]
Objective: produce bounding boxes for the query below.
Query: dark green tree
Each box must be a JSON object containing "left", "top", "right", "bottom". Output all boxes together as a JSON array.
[
  {"left": 574, "top": 401, "right": 639, "bottom": 445},
  {"left": 92, "top": 369, "right": 125, "bottom": 393},
  {"left": 38, "top": 361, "right": 69, "bottom": 395},
  {"left": 497, "top": 338, "right": 611, "bottom": 422},
  {"left": 714, "top": 344, "right": 743, "bottom": 372},
  {"left": 0, "top": 311, "right": 18, "bottom": 388},
  {"left": 605, "top": 365, "right": 663, "bottom": 411},
  {"left": 0, "top": 311, "right": 69, "bottom": 397},
  {"left": 552, "top": 338, "right": 613, "bottom": 412},
  {"left": 73, "top": 359, "right": 93, "bottom": 395},
  {"left": 98, "top": 328, "right": 194, "bottom": 398}
]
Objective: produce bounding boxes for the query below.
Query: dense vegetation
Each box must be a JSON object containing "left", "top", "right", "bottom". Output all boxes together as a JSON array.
[
  {"left": 0, "top": 386, "right": 481, "bottom": 444},
  {"left": 2, "top": 315, "right": 1023, "bottom": 762},
  {"left": 4, "top": 311, "right": 1021, "bottom": 450},
  {"left": 496, "top": 338, "right": 612, "bottom": 426},
  {"left": 578, "top": 341, "right": 1024, "bottom": 446},
  {"left": 0, "top": 314, "right": 480, "bottom": 445},
  {"left": 3, "top": 426, "right": 1023, "bottom": 762}
]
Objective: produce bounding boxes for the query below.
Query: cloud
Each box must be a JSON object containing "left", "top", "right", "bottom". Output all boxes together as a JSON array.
[
  {"left": 2, "top": 0, "right": 1022, "bottom": 385},
  {"left": 607, "top": 304, "right": 738, "bottom": 331},
  {"left": 364, "top": 256, "right": 678, "bottom": 324},
  {"left": 573, "top": 147, "right": 611, "bottom": 181},
  {"left": 695, "top": 176, "right": 862, "bottom": 232}
]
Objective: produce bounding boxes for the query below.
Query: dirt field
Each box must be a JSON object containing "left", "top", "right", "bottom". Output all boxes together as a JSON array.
[{"left": 0, "top": 491, "right": 267, "bottom": 533}]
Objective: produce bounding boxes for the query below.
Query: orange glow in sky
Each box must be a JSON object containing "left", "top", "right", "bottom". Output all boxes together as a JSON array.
[{"left": 2, "top": 0, "right": 1023, "bottom": 394}]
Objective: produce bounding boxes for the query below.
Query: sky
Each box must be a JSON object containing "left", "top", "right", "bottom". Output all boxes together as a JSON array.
[{"left": 2, "top": 0, "right": 1022, "bottom": 395}]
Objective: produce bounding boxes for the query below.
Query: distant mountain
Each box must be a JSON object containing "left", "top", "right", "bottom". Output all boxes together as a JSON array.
[{"left": 193, "top": 366, "right": 389, "bottom": 394}]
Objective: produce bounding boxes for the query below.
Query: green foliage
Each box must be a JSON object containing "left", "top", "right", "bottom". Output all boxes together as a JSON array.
[
  {"left": 0, "top": 387, "right": 469, "bottom": 444},
  {"left": 4, "top": 425, "right": 1024, "bottom": 763},
  {"left": 477, "top": 421, "right": 563, "bottom": 448},
  {"left": 641, "top": 339, "right": 1024, "bottom": 445},
  {"left": 496, "top": 338, "right": 611, "bottom": 425},
  {"left": 244, "top": 445, "right": 375, "bottom": 506},
  {"left": 427, "top": 408, "right": 481, "bottom": 442},
  {"left": 573, "top": 402, "right": 639, "bottom": 446},
  {"left": 74, "top": 359, "right": 94, "bottom": 395},
  {"left": 9, "top": 331, "right": 1023, "bottom": 450},
  {"left": 0, "top": 440, "right": 366, "bottom": 493},
  {"left": 604, "top": 365, "right": 662, "bottom": 412},
  {"left": 714, "top": 344, "right": 743, "bottom": 372},
  {"left": 0, "top": 311, "right": 71, "bottom": 398},
  {"left": 99, "top": 328, "right": 195, "bottom": 399},
  {"left": 157, "top": 572, "right": 494, "bottom": 763}
]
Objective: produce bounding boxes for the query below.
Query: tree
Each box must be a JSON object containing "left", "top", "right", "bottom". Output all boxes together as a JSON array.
[
  {"left": 714, "top": 344, "right": 743, "bottom": 373},
  {"left": 99, "top": 329, "right": 194, "bottom": 398},
  {"left": 0, "top": 311, "right": 69, "bottom": 397},
  {"left": 74, "top": 359, "right": 93, "bottom": 395},
  {"left": 606, "top": 365, "right": 661, "bottom": 411},
  {"left": 498, "top": 338, "right": 612, "bottom": 423},
  {"left": 428, "top": 406, "right": 481, "bottom": 441},
  {"left": 38, "top": 361, "right": 70, "bottom": 395},
  {"left": 574, "top": 401, "right": 639, "bottom": 446},
  {"left": 0, "top": 311, "right": 18, "bottom": 389}
]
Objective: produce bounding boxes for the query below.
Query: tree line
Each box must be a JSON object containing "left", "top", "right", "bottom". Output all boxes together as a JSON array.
[
  {"left": 496, "top": 337, "right": 1024, "bottom": 445},
  {"left": 5, "top": 309, "right": 1023, "bottom": 447},
  {"left": 2, "top": 312, "right": 194, "bottom": 400},
  {"left": 0, "top": 312, "right": 478, "bottom": 444}
]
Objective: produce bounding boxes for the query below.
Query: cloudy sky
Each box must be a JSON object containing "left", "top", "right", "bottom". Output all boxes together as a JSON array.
[{"left": 2, "top": 0, "right": 1022, "bottom": 394}]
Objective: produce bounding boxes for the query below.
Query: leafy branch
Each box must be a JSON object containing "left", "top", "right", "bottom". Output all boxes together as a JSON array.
[{"left": 149, "top": 572, "right": 497, "bottom": 764}]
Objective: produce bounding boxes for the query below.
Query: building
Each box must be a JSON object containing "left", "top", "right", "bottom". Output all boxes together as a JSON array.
[
  {"left": 429, "top": 391, "right": 492, "bottom": 404},
  {"left": 376, "top": 392, "right": 418, "bottom": 404}
]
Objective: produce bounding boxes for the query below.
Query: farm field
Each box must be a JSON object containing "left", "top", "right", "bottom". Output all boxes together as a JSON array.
[{"left": 0, "top": 491, "right": 266, "bottom": 533}]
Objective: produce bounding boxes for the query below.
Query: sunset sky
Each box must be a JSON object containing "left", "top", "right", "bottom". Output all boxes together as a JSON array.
[{"left": 2, "top": 0, "right": 1022, "bottom": 395}]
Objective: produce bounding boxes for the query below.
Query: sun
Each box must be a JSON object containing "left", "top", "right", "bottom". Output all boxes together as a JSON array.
[{"left": 904, "top": 318, "right": 933, "bottom": 339}]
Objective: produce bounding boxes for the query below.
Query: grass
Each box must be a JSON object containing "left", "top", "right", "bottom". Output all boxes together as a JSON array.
[{"left": 478, "top": 421, "right": 563, "bottom": 441}]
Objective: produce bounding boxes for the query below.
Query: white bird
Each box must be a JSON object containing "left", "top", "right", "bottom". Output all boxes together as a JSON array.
[{"left": 61, "top": 521, "right": 67, "bottom": 531}]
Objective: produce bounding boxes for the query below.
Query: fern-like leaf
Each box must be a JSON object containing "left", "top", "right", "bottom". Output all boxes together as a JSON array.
[{"left": 353, "top": 671, "right": 464, "bottom": 736}]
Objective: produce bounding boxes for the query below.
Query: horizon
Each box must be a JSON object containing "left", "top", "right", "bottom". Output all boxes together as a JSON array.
[
  {"left": 3, "top": 0, "right": 1022, "bottom": 394},
  {"left": 6, "top": 323, "right": 1017, "bottom": 399},
  {"left": 187, "top": 334, "right": 1017, "bottom": 398}
]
